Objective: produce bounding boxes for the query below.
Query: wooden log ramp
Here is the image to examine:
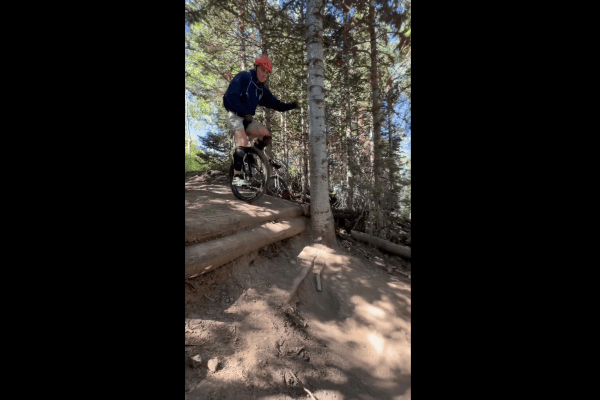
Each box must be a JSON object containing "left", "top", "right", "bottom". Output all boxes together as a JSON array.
[{"left": 185, "top": 217, "right": 307, "bottom": 278}]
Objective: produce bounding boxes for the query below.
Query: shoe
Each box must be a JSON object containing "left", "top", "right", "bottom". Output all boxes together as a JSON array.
[{"left": 232, "top": 176, "right": 248, "bottom": 186}]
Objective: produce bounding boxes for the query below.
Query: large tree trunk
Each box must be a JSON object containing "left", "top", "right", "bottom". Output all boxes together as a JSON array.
[
  {"left": 301, "top": 105, "right": 309, "bottom": 202},
  {"left": 259, "top": 0, "right": 274, "bottom": 160},
  {"left": 386, "top": 90, "right": 397, "bottom": 206},
  {"left": 369, "top": 0, "right": 384, "bottom": 229},
  {"left": 186, "top": 94, "right": 191, "bottom": 155},
  {"left": 281, "top": 113, "right": 288, "bottom": 163},
  {"left": 342, "top": 5, "right": 354, "bottom": 210},
  {"left": 306, "top": 0, "right": 335, "bottom": 245},
  {"left": 238, "top": 1, "right": 247, "bottom": 70}
]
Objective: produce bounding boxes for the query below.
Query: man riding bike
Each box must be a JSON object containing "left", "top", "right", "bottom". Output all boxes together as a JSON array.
[{"left": 222, "top": 54, "right": 298, "bottom": 186}]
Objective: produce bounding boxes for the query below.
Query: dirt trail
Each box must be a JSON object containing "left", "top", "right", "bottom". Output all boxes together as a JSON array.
[{"left": 185, "top": 233, "right": 411, "bottom": 400}]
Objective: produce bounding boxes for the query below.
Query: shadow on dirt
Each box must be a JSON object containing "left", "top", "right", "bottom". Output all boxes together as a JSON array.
[{"left": 185, "top": 235, "right": 411, "bottom": 400}]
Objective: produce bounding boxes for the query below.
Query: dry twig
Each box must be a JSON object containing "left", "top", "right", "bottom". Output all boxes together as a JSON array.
[{"left": 286, "top": 369, "right": 317, "bottom": 400}]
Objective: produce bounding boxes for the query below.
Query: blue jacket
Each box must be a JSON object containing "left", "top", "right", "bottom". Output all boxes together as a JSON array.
[{"left": 223, "top": 69, "right": 295, "bottom": 117}]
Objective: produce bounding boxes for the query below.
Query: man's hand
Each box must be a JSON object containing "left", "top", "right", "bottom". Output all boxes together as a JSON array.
[{"left": 290, "top": 100, "right": 299, "bottom": 109}]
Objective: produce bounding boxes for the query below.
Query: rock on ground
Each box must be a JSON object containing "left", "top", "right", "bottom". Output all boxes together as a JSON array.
[
  {"left": 207, "top": 358, "right": 219, "bottom": 372},
  {"left": 186, "top": 354, "right": 202, "bottom": 368}
]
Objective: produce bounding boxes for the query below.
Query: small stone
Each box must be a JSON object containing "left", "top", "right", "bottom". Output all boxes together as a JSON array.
[
  {"left": 229, "top": 297, "right": 233, "bottom": 302},
  {"left": 187, "top": 354, "right": 202, "bottom": 368},
  {"left": 207, "top": 358, "right": 219, "bottom": 372}
]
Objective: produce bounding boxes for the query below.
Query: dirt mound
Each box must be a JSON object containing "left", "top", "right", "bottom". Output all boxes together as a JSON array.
[{"left": 185, "top": 234, "right": 411, "bottom": 399}]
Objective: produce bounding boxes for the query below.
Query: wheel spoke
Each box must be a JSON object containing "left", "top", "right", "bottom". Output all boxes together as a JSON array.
[{"left": 230, "top": 148, "right": 268, "bottom": 202}]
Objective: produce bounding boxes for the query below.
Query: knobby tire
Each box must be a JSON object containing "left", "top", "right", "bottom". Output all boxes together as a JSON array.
[{"left": 229, "top": 147, "right": 271, "bottom": 203}]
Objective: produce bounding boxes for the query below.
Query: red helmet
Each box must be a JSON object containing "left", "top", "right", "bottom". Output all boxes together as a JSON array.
[{"left": 254, "top": 54, "right": 272, "bottom": 73}]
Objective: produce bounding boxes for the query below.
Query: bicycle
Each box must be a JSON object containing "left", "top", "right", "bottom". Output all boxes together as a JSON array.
[
  {"left": 228, "top": 138, "right": 296, "bottom": 203},
  {"left": 266, "top": 159, "right": 294, "bottom": 201},
  {"left": 227, "top": 137, "right": 271, "bottom": 202}
]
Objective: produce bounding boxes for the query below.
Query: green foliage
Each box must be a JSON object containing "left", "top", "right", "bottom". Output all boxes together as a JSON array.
[
  {"left": 185, "top": 140, "right": 206, "bottom": 172},
  {"left": 185, "top": 147, "right": 230, "bottom": 174},
  {"left": 199, "top": 130, "right": 229, "bottom": 156},
  {"left": 196, "top": 150, "right": 230, "bottom": 172},
  {"left": 185, "top": 151, "right": 204, "bottom": 172},
  {"left": 184, "top": 0, "right": 411, "bottom": 218}
]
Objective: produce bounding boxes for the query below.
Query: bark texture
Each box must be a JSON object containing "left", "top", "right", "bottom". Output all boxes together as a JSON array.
[
  {"left": 343, "top": 5, "right": 354, "bottom": 210},
  {"left": 306, "top": 0, "right": 335, "bottom": 245},
  {"left": 237, "top": 0, "right": 247, "bottom": 70},
  {"left": 301, "top": 106, "right": 309, "bottom": 201},
  {"left": 369, "top": 0, "right": 384, "bottom": 228},
  {"left": 259, "top": 0, "right": 273, "bottom": 159}
]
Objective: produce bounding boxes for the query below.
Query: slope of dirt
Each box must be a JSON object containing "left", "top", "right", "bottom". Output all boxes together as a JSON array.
[{"left": 185, "top": 233, "right": 411, "bottom": 400}]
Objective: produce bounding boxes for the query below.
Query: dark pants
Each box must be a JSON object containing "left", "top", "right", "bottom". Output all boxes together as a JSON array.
[{"left": 233, "top": 136, "right": 271, "bottom": 172}]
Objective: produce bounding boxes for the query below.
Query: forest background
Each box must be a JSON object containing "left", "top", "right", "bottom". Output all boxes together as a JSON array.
[{"left": 185, "top": 0, "right": 411, "bottom": 236}]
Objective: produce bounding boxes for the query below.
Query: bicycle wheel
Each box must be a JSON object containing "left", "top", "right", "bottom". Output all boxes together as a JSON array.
[
  {"left": 266, "top": 175, "right": 289, "bottom": 198},
  {"left": 230, "top": 147, "right": 270, "bottom": 202}
]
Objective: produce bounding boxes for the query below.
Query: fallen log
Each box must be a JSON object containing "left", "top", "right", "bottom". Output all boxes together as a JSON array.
[
  {"left": 185, "top": 218, "right": 307, "bottom": 278},
  {"left": 351, "top": 230, "right": 411, "bottom": 259}
]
